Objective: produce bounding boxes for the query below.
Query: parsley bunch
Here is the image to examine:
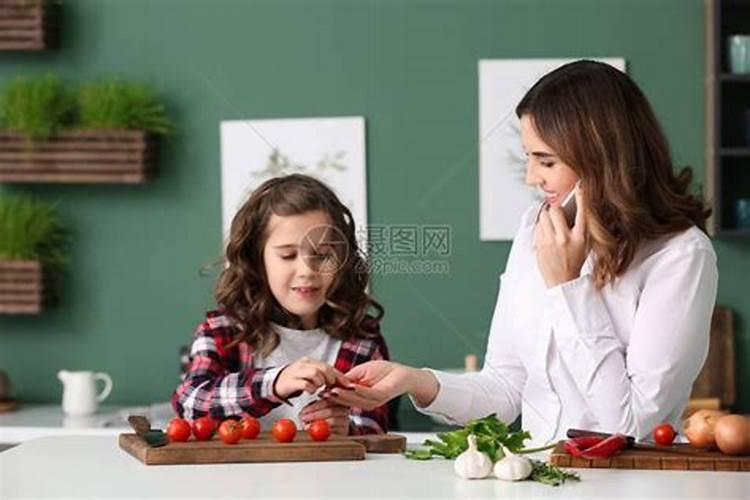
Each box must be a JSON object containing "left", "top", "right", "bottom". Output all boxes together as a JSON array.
[
  {"left": 405, "top": 414, "right": 530, "bottom": 462},
  {"left": 405, "top": 414, "right": 580, "bottom": 487},
  {"left": 530, "top": 459, "right": 580, "bottom": 486}
]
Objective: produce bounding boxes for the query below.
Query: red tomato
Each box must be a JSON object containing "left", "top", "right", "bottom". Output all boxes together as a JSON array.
[
  {"left": 192, "top": 416, "right": 217, "bottom": 441},
  {"left": 218, "top": 419, "right": 243, "bottom": 445},
  {"left": 166, "top": 417, "right": 191, "bottom": 442},
  {"left": 272, "top": 418, "right": 297, "bottom": 443},
  {"left": 307, "top": 419, "right": 331, "bottom": 442},
  {"left": 653, "top": 423, "right": 676, "bottom": 446},
  {"left": 240, "top": 416, "right": 261, "bottom": 440}
]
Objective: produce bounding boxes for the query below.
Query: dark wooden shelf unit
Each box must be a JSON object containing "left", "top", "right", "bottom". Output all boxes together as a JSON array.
[{"left": 706, "top": 0, "right": 750, "bottom": 235}]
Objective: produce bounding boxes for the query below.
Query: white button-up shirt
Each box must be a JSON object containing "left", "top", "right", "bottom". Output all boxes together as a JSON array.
[{"left": 415, "top": 206, "right": 718, "bottom": 446}]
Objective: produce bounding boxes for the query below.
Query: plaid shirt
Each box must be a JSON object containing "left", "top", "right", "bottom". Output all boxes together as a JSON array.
[{"left": 171, "top": 310, "right": 390, "bottom": 435}]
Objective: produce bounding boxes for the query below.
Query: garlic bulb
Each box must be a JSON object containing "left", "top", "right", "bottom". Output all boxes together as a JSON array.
[
  {"left": 493, "top": 445, "right": 533, "bottom": 481},
  {"left": 453, "top": 434, "right": 493, "bottom": 479}
]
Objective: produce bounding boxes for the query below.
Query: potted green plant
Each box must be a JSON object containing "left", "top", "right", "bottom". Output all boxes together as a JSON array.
[
  {"left": 0, "top": 76, "right": 173, "bottom": 183},
  {"left": 0, "top": 193, "right": 68, "bottom": 314}
]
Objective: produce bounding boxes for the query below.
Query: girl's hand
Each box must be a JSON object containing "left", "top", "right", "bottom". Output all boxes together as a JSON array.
[
  {"left": 323, "top": 361, "right": 437, "bottom": 410},
  {"left": 273, "top": 357, "right": 353, "bottom": 400},
  {"left": 299, "top": 399, "right": 350, "bottom": 436},
  {"left": 535, "top": 186, "right": 588, "bottom": 288}
]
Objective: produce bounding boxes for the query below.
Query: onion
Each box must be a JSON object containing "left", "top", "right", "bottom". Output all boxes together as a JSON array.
[
  {"left": 714, "top": 414, "right": 750, "bottom": 456},
  {"left": 683, "top": 409, "right": 727, "bottom": 450}
]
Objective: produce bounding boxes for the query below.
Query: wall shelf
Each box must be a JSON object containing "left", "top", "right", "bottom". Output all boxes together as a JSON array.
[
  {"left": 0, "top": 130, "right": 159, "bottom": 184},
  {"left": 0, "top": 0, "right": 59, "bottom": 51},
  {"left": 0, "top": 260, "right": 50, "bottom": 315},
  {"left": 719, "top": 148, "right": 750, "bottom": 156}
]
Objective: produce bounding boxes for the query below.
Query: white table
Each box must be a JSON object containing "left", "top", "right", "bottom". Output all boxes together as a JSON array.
[
  {"left": 0, "top": 404, "right": 130, "bottom": 443},
  {"left": 1, "top": 434, "right": 748, "bottom": 499},
  {"left": 0, "top": 403, "right": 181, "bottom": 445}
]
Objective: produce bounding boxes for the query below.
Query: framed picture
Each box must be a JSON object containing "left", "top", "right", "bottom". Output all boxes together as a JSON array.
[{"left": 220, "top": 116, "right": 368, "bottom": 242}]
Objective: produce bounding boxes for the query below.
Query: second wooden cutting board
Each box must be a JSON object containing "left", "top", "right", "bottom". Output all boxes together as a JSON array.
[
  {"left": 119, "top": 432, "right": 406, "bottom": 465},
  {"left": 549, "top": 442, "right": 750, "bottom": 471}
]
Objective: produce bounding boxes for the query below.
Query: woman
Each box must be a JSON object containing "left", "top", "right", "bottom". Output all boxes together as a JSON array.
[{"left": 326, "top": 60, "right": 718, "bottom": 444}]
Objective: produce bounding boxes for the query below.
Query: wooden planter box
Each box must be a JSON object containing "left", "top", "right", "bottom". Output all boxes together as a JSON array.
[
  {"left": 0, "top": 260, "right": 51, "bottom": 314},
  {"left": 0, "top": 130, "right": 159, "bottom": 184},
  {"left": 0, "top": 0, "right": 59, "bottom": 51}
]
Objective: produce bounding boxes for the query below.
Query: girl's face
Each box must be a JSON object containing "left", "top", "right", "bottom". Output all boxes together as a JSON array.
[
  {"left": 263, "top": 210, "right": 337, "bottom": 330},
  {"left": 520, "top": 114, "right": 579, "bottom": 207}
]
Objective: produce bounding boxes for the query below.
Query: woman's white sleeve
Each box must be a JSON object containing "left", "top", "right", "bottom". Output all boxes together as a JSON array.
[
  {"left": 546, "top": 245, "right": 718, "bottom": 439},
  {"left": 411, "top": 272, "right": 527, "bottom": 425}
]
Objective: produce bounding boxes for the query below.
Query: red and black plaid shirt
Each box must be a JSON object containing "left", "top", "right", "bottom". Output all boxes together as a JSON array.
[{"left": 171, "top": 310, "right": 390, "bottom": 435}]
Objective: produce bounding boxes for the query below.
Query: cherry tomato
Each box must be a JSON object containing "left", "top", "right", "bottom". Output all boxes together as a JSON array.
[
  {"left": 272, "top": 418, "right": 297, "bottom": 443},
  {"left": 166, "top": 417, "right": 191, "bottom": 442},
  {"left": 307, "top": 419, "right": 331, "bottom": 442},
  {"left": 240, "top": 416, "right": 261, "bottom": 440},
  {"left": 218, "top": 419, "right": 243, "bottom": 445},
  {"left": 192, "top": 416, "right": 217, "bottom": 441},
  {"left": 653, "top": 423, "right": 676, "bottom": 446}
]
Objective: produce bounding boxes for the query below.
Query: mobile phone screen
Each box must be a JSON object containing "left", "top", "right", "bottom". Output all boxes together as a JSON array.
[{"left": 560, "top": 187, "right": 577, "bottom": 228}]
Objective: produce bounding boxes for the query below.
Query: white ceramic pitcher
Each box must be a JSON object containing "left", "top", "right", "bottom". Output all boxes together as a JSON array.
[{"left": 57, "top": 370, "right": 113, "bottom": 416}]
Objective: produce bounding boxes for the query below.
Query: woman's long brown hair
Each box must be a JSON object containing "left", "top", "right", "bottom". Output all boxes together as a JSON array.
[
  {"left": 516, "top": 60, "right": 711, "bottom": 288},
  {"left": 216, "top": 174, "right": 383, "bottom": 355}
]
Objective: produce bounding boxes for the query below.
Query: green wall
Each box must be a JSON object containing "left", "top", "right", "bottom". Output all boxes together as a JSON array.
[{"left": 1, "top": 0, "right": 747, "bottom": 428}]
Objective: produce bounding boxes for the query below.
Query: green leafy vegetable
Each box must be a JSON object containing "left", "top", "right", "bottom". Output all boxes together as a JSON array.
[
  {"left": 405, "top": 414, "right": 530, "bottom": 462},
  {"left": 404, "top": 414, "right": 580, "bottom": 487},
  {"left": 530, "top": 459, "right": 581, "bottom": 486}
]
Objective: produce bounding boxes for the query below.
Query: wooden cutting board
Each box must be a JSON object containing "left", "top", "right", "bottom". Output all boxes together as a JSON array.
[
  {"left": 549, "top": 442, "right": 750, "bottom": 472},
  {"left": 119, "top": 432, "right": 406, "bottom": 465}
]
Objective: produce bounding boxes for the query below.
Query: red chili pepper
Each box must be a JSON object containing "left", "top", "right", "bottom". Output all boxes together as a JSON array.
[{"left": 564, "top": 434, "right": 628, "bottom": 459}]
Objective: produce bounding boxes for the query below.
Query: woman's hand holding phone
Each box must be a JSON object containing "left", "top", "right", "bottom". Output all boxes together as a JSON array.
[{"left": 534, "top": 183, "right": 588, "bottom": 288}]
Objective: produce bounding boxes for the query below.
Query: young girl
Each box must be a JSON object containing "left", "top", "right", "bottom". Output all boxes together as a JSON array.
[
  {"left": 328, "top": 60, "right": 718, "bottom": 445},
  {"left": 172, "top": 174, "right": 389, "bottom": 435}
]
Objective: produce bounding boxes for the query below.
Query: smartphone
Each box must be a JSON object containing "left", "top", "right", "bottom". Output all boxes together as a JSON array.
[
  {"left": 536, "top": 181, "right": 579, "bottom": 228},
  {"left": 559, "top": 185, "right": 578, "bottom": 228}
]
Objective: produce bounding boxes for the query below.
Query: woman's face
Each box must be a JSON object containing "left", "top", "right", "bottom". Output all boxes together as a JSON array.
[
  {"left": 263, "top": 210, "right": 337, "bottom": 330},
  {"left": 520, "top": 114, "right": 579, "bottom": 207}
]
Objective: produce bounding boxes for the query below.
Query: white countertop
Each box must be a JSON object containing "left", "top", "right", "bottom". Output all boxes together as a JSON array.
[
  {"left": 1, "top": 434, "right": 749, "bottom": 500},
  {"left": 0, "top": 403, "right": 167, "bottom": 443}
]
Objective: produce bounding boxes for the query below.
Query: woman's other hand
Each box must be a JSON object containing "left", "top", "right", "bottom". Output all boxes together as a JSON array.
[
  {"left": 535, "top": 186, "right": 588, "bottom": 288},
  {"left": 299, "top": 399, "right": 350, "bottom": 436}
]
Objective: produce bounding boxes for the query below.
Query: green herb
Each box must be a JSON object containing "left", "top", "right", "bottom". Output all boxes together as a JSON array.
[
  {"left": 78, "top": 80, "right": 174, "bottom": 136},
  {"left": 404, "top": 414, "right": 531, "bottom": 462},
  {"left": 0, "top": 74, "right": 75, "bottom": 141},
  {"left": 0, "top": 194, "right": 69, "bottom": 269},
  {"left": 530, "top": 459, "right": 581, "bottom": 486},
  {"left": 404, "top": 414, "right": 580, "bottom": 487}
]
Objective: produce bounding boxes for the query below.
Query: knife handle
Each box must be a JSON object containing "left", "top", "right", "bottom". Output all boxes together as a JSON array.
[{"left": 566, "top": 428, "right": 636, "bottom": 446}]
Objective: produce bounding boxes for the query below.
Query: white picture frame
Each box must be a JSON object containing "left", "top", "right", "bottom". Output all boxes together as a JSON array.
[{"left": 220, "top": 117, "right": 368, "bottom": 244}]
